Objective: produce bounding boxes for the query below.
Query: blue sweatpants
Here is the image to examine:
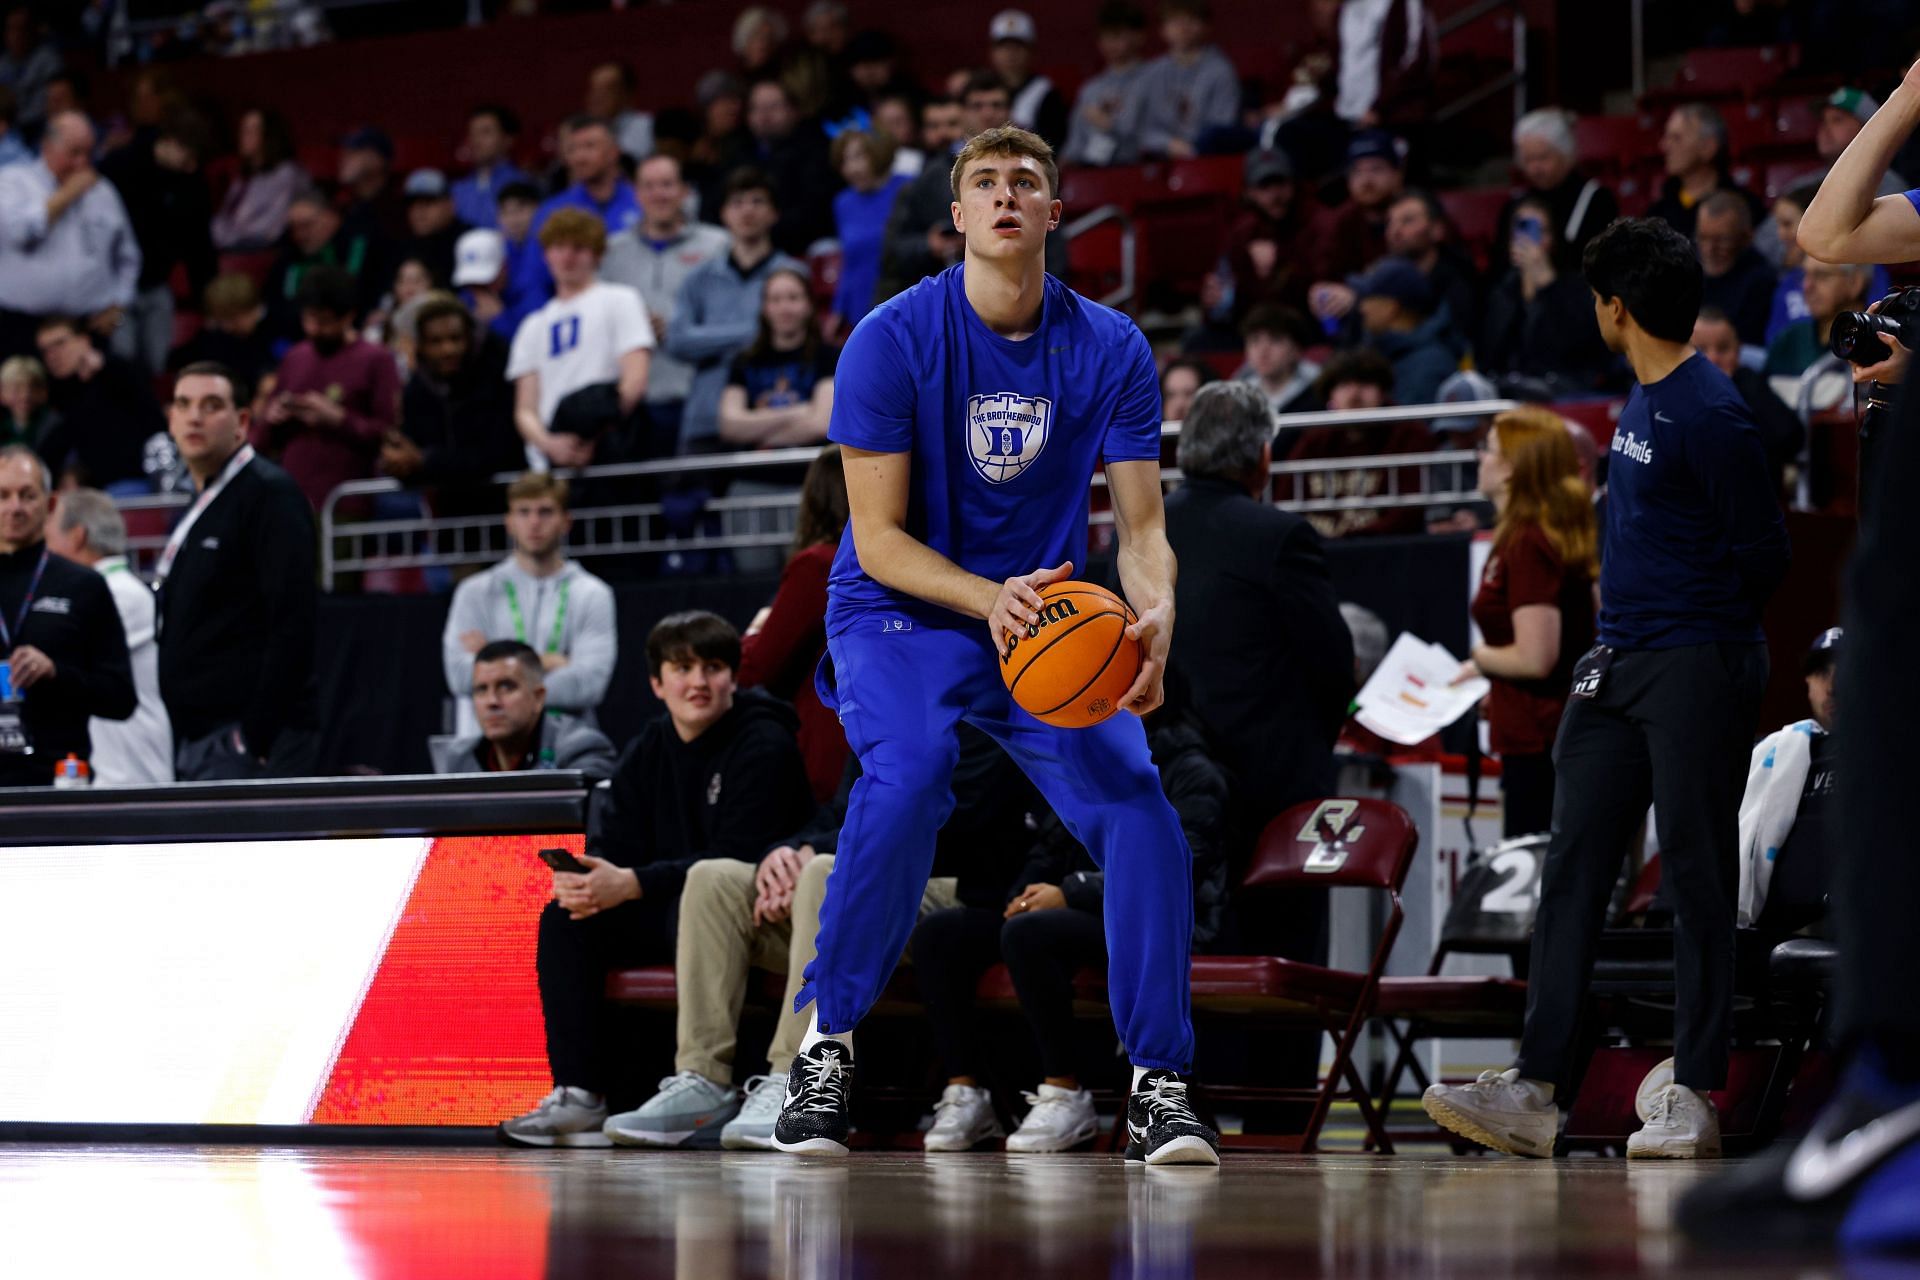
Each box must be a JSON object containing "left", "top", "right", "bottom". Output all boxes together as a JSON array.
[{"left": 799, "top": 620, "right": 1196, "bottom": 1071}]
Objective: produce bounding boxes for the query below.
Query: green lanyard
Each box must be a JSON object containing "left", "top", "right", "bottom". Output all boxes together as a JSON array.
[{"left": 502, "top": 577, "right": 569, "bottom": 653}]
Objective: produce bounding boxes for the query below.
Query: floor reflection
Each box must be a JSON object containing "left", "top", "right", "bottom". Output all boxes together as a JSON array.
[{"left": 0, "top": 1145, "right": 1847, "bottom": 1279}]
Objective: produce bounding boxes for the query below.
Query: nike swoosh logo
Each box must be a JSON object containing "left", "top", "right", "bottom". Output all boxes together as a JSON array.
[
  {"left": 1128, "top": 1120, "right": 1148, "bottom": 1143},
  {"left": 1783, "top": 1097, "right": 1920, "bottom": 1200},
  {"left": 1654, "top": 412, "right": 1674, "bottom": 423}
]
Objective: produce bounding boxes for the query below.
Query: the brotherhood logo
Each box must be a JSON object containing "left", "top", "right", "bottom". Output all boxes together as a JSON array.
[{"left": 967, "top": 392, "right": 1052, "bottom": 484}]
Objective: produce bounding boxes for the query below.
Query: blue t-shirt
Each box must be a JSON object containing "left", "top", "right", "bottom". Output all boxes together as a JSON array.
[
  {"left": 825, "top": 266, "right": 1163, "bottom": 633},
  {"left": 1599, "top": 353, "right": 1790, "bottom": 650}
]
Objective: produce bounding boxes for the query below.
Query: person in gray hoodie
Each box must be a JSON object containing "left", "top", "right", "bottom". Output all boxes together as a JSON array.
[
  {"left": 664, "top": 168, "right": 803, "bottom": 454},
  {"left": 441, "top": 471, "right": 617, "bottom": 737},
  {"left": 599, "top": 154, "right": 730, "bottom": 452},
  {"left": 432, "top": 638, "right": 618, "bottom": 778}
]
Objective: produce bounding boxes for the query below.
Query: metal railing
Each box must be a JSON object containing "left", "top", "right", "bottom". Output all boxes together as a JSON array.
[
  {"left": 315, "top": 401, "right": 1517, "bottom": 591},
  {"left": 1434, "top": 0, "right": 1528, "bottom": 125}
]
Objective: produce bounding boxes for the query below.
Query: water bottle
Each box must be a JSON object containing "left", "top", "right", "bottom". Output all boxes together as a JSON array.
[{"left": 52, "top": 754, "right": 92, "bottom": 789}]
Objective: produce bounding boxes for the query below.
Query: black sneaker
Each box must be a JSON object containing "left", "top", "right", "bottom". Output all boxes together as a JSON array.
[
  {"left": 1676, "top": 1051, "right": 1920, "bottom": 1254},
  {"left": 1124, "top": 1070, "right": 1221, "bottom": 1166},
  {"left": 773, "top": 1040, "right": 854, "bottom": 1156}
]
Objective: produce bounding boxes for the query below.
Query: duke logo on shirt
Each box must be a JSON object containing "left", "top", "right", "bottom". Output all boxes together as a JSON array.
[{"left": 967, "top": 392, "right": 1052, "bottom": 484}]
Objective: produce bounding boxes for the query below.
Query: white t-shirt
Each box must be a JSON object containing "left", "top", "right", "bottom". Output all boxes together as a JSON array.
[
  {"left": 508, "top": 281, "right": 656, "bottom": 427},
  {"left": 88, "top": 557, "right": 174, "bottom": 787}
]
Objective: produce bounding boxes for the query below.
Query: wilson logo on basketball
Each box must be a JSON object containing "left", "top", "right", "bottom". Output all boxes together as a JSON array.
[{"left": 999, "top": 580, "right": 1142, "bottom": 730}]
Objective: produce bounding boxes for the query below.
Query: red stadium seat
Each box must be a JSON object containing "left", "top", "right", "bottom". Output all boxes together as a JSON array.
[
  {"left": 1163, "top": 154, "right": 1243, "bottom": 200},
  {"left": 1574, "top": 114, "right": 1658, "bottom": 174},
  {"left": 1673, "top": 45, "right": 1794, "bottom": 101},
  {"left": 1550, "top": 397, "right": 1625, "bottom": 453},
  {"left": 1772, "top": 96, "right": 1820, "bottom": 147},
  {"left": 1193, "top": 797, "right": 1418, "bottom": 1152},
  {"left": 1061, "top": 163, "right": 1158, "bottom": 213},
  {"left": 1764, "top": 159, "right": 1813, "bottom": 201},
  {"left": 1439, "top": 186, "right": 1512, "bottom": 269}
]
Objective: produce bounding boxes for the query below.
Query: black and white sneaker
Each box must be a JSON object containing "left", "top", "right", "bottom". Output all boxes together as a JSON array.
[
  {"left": 773, "top": 1040, "right": 854, "bottom": 1156},
  {"left": 1124, "top": 1070, "right": 1221, "bottom": 1166}
]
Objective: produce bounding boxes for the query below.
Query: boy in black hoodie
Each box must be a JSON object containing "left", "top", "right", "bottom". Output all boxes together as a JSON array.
[{"left": 501, "top": 610, "right": 813, "bottom": 1147}]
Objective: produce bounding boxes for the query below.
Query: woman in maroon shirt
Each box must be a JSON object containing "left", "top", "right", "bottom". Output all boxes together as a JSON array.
[
  {"left": 738, "top": 444, "right": 848, "bottom": 801},
  {"left": 1458, "top": 407, "right": 1597, "bottom": 837}
]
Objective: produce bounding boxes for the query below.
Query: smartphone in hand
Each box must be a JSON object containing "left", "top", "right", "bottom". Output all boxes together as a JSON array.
[{"left": 539, "top": 847, "right": 591, "bottom": 875}]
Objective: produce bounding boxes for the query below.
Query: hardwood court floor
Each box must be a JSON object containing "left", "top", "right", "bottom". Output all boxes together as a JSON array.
[{"left": 0, "top": 1145, "right": 1851, "bottom": 1278}]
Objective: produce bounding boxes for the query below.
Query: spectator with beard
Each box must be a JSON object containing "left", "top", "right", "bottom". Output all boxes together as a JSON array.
[
  {"left": 252, "top": 265, "right": 401, "bottom": 510},
  {"left": 986, "top": 10, "right": 1067, "bottom": 149},
  {"left": 1695, "top": 191, "right": 1778, "bottom": 346},
  {"left": 1308, "top": 187, "right": 1477, "bottom": 347},
  {"left": 451, "top": 104, "right": 528, "bottom": 233},
  {"left": 34, "top": 315, "right": 163, "bottom": 495},
  {"left": 601, "top": 154, "right": 730, "bottom": 454},
  {"left": 385, "top": 295, "right": 522, "bottom": 515},
  {"left": 1495, "top": 109, "right": 1620, "bottom": 265},
  {"left": 212, "top": 107, "right": 304, "bottom": 252},
  {"left": 1308, "top": 129, "right": 1405, "bottom": 286},
  {"left": 1065, "top": 2, "right": 1149, "bottom": 166}
]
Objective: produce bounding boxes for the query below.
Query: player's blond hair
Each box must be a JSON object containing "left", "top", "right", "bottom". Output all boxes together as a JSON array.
[{"left": 949, "top": 125, "right": 1059, "bottom": 202}]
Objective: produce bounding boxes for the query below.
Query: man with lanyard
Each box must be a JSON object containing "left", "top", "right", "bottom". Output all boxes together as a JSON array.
[
  {"left": 0, "top": 444, "right": 133, "bottom": 786},
  {"left": 156, "top": 361, "right": 320, "bottom": 781},
  {"left": 430, "top": 639, "right": 617, "bottom": 779},
  {"left": 441, "top": 472, "right": 617, "bottom": 740}
]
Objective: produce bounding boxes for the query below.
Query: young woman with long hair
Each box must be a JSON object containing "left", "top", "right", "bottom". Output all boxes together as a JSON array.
[{"left": 1457, "top": 406, "right": 1599, "bottom": 836}]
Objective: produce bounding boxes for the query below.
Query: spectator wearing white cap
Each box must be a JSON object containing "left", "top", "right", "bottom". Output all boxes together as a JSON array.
[
  {"left": 1118, "top": 0, "right": 1240, "bottom": 160},
  {"left": 397, "top": 168, "right": 470, "bottom": 289},
  {"left": 453, "top": 226, "right": 530, "bottom": 349},
  {"left": 1064, "top": 1, "right": 1149, "bottom": 166},
  {"left": 600, "top": 154, "right": 730, "bottom": 455},
  {"left": 987, "top": 9, "right": 1067, "bottom": 149}
]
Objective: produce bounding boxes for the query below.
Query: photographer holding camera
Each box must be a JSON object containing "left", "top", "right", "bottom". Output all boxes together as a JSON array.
[{"left": 1678, "top": 62, "right": 1920, "bottom": 1255}]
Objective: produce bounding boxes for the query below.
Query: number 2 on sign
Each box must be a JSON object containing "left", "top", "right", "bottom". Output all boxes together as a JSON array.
[
  {"left": 549, "top": 317, "right": 581, "bottom": 357},
  {"left": 1479, "top": 848, "right": 1539, "bottom": 914}
]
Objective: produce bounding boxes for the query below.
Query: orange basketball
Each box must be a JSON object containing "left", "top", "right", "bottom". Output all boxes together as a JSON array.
[{"left": 999, "top": 580, "right": 1142, "bottom": 728}]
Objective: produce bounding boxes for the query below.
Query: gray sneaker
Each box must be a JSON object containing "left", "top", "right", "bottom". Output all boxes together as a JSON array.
[
  {"left": 722, "top": 1074, "right": 785, "bottom": 1150},
  {"left": 500, "top": 1086, "right": 611, "bottom": 1147},
  {"left": 604, "top": 1071, "right": 741, "bottom": 1147}
]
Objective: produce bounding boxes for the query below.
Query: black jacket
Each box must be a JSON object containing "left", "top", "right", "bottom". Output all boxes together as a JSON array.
[
  {"left": 1009, "top": 714, "right": 1232, "bottom": 949},
  {"left": 1701, "top": 247, "right": 1780, "bottom": 347},
  {"left": 1479, "top": 269, "right": 1613, "bottom": 394},
  {"left": 399, "top": 336, "right": 523, "bottom": 514},
  {"left": 1164, "top": 476, "right": 1354, "bottom": 831},
  {"left": 156, "top": 454, "right": 318, "bottom": 752},
  {"left": 0, "top": 543, "right": 135, "bottom": 785},
  {"left": 100, "top": 130, "right": 217, "bottom": 297},
  {"left": 42, "top": 354, "right": 166, "bottom": 489},
  {"left": 776, "top": 723, "right": 1041, "bottom": 908},
  {"left": 590, "top": 690, "right": 814, "bottom": 901}
]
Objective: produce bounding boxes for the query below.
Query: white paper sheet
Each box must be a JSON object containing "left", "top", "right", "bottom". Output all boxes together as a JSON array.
[{"left": 1353, "top": 632, "right": 1490, "bottom": 746}]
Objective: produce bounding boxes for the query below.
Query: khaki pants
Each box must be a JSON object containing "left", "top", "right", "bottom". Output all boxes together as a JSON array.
[{"left": 675, "top": 855, "right": 958, "bottom": 1082}]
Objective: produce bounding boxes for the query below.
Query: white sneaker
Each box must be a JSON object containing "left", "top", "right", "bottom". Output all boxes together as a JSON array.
[
  {"left": 1628, "top": 1082, "right": 1721, "bottom": 1159},
  {"left": 722, "top": 1074, "right": 785, "bottom": 1150},
  {"left": 1422, "top": 1068, "right": 1560, "bottom": 1158},
  {"left": 1006, "top": 1084, "right": 1099, "bottom": 1153},
  {"left": 922, "top": 1083, "right": 1004, "bottom": 1152},
  {"left": 604, "top": 1071, "right": 739, "bottom": 1147},
  {"left": 500, "top": 1086, "right": 612, "bottom": 1147},
  {"left": 1635, "top": 1057, "right": 1675, "bottom": 1122}
]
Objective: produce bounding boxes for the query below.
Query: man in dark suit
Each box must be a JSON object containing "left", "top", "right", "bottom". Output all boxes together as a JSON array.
[{"left": 1163, "top": 378, "right": 1354, "bottom": 876}]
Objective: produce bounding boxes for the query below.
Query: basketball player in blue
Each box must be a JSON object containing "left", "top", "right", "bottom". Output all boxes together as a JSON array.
[{"left": 771, "top": 126, "right": 1219, "bottom": 1165}]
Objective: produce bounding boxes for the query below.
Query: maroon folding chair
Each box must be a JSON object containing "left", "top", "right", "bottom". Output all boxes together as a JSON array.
[{"left": 1192, "top": 797, "right": 1418, "bottom": 1153}]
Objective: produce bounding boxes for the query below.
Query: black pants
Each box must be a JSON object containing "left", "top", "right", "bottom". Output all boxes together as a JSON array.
[
  {"left": 174, "top": 723, "right": 321, "bottom": 781},
  {"left": 910, "top": 906, "right": 1108, "bottom": 1081},
  {"left": 536, "top": 896, "right": 676, "bottom": 1093},
  {"left": 1516, "top": 642, "right": 1768, "bottom": 1092},
  {"left": 1839, "top": 370, "right": 1920, "bottom": 1079},
  {"left": 1500, "top": 751, "right": 1556, "bottom": 840}
]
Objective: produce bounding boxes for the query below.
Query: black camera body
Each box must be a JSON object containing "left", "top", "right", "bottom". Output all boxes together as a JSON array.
[{"left": 1831, "top": 287, "right": 1920, "bottom": 365}]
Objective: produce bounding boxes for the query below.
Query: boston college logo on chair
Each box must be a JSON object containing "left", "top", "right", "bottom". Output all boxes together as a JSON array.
[{"left": 1298, "top": 800, "right": 1366, "bottom": 873}]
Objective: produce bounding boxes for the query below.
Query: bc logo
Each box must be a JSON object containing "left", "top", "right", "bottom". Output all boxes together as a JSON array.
[
  {"left": 966, "top": 392, "right": 1053, "bottom": 484},
  {"left": 1296, "top": 800, "right": 1366, "bottom": 874}
]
